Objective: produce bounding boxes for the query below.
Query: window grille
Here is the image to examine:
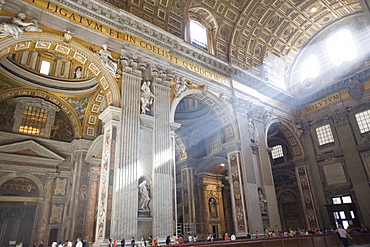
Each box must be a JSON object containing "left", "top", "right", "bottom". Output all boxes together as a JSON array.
[
  {"left": 19, "top": 106, "right": 48, "bottom": 136},
  {"left": 271, "top": 145, "right": 284, "bottom": 159},
  {"left": 316, "top": 124, "right": 334, "bottom": 146},
  {"left": 355, "top": 109, "right": 370, "bottom": 134}
]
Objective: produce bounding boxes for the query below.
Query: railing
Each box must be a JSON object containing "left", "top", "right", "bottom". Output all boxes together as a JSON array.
[{"left": 166, "top": 233, "right": 370, "bottom": 247}]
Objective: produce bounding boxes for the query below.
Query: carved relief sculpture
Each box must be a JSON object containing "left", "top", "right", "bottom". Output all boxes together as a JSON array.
[
  {"left": 0, "top": 13, "right": 42, "bottom": 39},
  {"left": 173, "top": 76, "right": 190, "bottom": 97},
  {"left": 96, "top": 44, "right": 118, "bottom": 77}
]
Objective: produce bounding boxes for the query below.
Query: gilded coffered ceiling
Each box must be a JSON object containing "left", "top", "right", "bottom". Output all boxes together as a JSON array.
[{"left": 102, "top": 0, "right": 363, "bottom": 73}]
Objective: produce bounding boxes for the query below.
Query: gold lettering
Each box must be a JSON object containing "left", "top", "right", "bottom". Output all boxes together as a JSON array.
[{"left": 59, "top": 7, "right": 68, "bottom": 16}]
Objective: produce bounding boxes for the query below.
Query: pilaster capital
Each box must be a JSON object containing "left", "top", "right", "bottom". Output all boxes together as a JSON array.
[
  {"left": 45, "top": 172, "right": 58, "bottom": 182},
  {"left": 330, "top": 107, "right": 350, "bottom": 125},
  {"left": 170, "top": 122, "right": 181, "bottom": 133},
  {"left": 99, "top": 106, "right": 122, "bottom": 124},
  {"left": 223, "top": 140, "right": 241, "bottom": 153},
  {"left": 71, "top": 139, "right": 93, "bottom": 152}
]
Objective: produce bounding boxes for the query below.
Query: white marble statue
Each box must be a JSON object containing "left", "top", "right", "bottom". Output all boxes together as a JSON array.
[
  {"left": 0, "top": 13, "right": 42, "bottom": 39},
  {"left": 138, "top": 180, "right": 150, "bottom": 211},
  {"left": 174, "top": 76, "right": 190, "bottom": 97},
  {"left": 247, "top": 116, "right": 258, "bottom": 143},
  {"left": 140, "top": 80, "right": 155, "bottom": 114},
  {"left": 96, "top": 44, "right": 118, "bottom": 76},
  {"left": 258, "top": 189, "right": 267, "bottom": 214}
]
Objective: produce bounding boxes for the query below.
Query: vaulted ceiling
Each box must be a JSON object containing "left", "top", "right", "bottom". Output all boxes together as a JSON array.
[{"left": 101, "top": 0, "right": 363, "bottom": 73}]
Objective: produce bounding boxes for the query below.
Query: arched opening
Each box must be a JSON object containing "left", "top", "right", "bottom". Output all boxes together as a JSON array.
[
  {"left": 0, "top": 177, "right": 39, "bottom": 247},
  {"left": 267, "top": 121, "right": 306, "bottom": 231},
  {"left": 173, "top": 94, "right": 234, "bottom": 239}
]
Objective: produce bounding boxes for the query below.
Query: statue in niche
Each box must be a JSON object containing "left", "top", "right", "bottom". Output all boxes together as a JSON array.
[
  {"left": 0, "top": 13, "right": 42, "bottom": 39},
  {"left": 174, "top": 76, "right": 190, "bottom": 97},
  {"left": 138, "top": 180, "right": 150, "bottom": 211},
  {"left": 140, "top": 80, "right": 155, "bottom": 114},
  {"left": 208, "top": 197, "right": 218, "bottom": 218},
  {"left": 74, "top": 67, "right": 83, "bottom": 79},
  {"left": 247, "top": 116, "right": 258, "bottom": 143},
  {"left": 96, "top": 44, "right": 118, "bottom": 76},
  {"left": 258, "top": 188, "right": 267, "bottom": 214}
]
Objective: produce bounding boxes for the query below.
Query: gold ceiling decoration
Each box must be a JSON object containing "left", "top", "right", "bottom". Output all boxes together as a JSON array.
[{"left": 105, "top": 0, "right": 362, "bottom": 73}]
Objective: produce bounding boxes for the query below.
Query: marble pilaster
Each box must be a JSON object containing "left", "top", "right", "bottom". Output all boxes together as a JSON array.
[
  {"left": 235, "top": 112, "right": 263, "bottom": 234},
  {"left": 152, "top": 76, "right": 173, "bottom": 238},
  {"left": 114, "top": 71, "right": 141, "bottom": 239},
  {"left": 95, "top": 106, "right": 121, "bottom": 246},
  {"left": 255, "top": 118, "right": 281, "bottom": 231},
  {"left": 85, "top": 167, "right": 100, "bottom": 242},
  {"left": 295, "top": 165, "right": 320, "bottom": 228},
  {"left": 331, "top": 110, "right": 370, "bottom": 225},
  {"left": 36, "top": 172, "right": 57, "bottom": 243}
]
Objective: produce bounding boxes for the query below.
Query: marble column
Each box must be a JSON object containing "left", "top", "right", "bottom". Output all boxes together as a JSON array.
[
  {"left": 36, "top": 172, "right": 57, "bottom": 243},
  {"left": 85, "top": 165, "right": 100, "bottom": 242},
  {"left": 95, "top": 106, "right": 121, "bottom": 246}
]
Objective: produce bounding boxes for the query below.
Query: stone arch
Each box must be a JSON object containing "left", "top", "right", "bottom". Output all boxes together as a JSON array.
[
  {"left": 85, "top": 134, "right": 104, "bottom": 163},
  {"left": 195, "top": 155, "right": 228, "bottom": 175},
  {"left": 266, "top": 118, "right": 305, "bottom": 159},
  {"left": 0, "top": 33, "right": 120, "bottom": 106},
  {"left": 0, "top": 172, "right": 45, "bottom": 197},
  {"left": 170, "top": 89, "right": 239, "bottom": 142},
  {"left": 0, "top": 88, "right": 83, "bottom": 139}
]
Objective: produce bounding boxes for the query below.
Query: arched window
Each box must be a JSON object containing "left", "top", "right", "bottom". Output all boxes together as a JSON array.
[
  {"left": 326, "top": 29, "right": 357, "bottom": 67},
  {"left": 187, "top": 7, "right": 217, "bottom": 54},
  {"left": 189, "top": 20, "right": 208, "bottom": 50},
  {"left": 300, "top": 54, "right": 320, "bottom": 84}
]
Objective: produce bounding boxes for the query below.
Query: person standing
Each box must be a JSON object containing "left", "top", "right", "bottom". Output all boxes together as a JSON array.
[
  {"left": 188, "top": 235, "right": 192, "bottom": 243},
  {"left": 165, "top": 236, "right": 171, "bottom": 245},
  {"left": 121, "top": 238, "right": 126, "bottom": 247},
  {"left": 141, "top": 238, "right": 147, "bottom": 247},
  {"left": 82, "top": 238, "right": 89, "bottom": 247},
  {"left": 172, "top": 234, "right": 178, "bottom": 245},
  {"left": 130, "top": 237, "right": 135, "bottom": 247},
  {"left": 336, "top": 225, "right": 352, "bottom": 247},
  {"left": 231, "top": 233, "right": 236, "bottom": 241},
  {"left": 177, "top": 235, "right": 183, "bottom": 244},
  {"left": 76, "top": 238, "right": 83, "bottom": 247}
]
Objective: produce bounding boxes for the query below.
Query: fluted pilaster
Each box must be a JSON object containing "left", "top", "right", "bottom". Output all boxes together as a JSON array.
[{"left": 152, "top": 80, "right": 173, "bottom": 238}]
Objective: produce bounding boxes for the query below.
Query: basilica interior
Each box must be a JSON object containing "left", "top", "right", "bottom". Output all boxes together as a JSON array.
[{"left": 0, "top": 0, "right": 370, "bottom": 246}]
